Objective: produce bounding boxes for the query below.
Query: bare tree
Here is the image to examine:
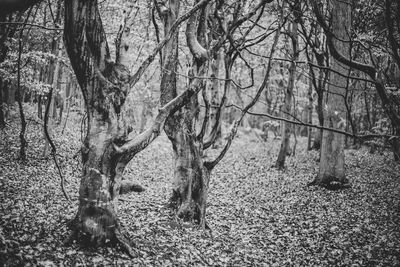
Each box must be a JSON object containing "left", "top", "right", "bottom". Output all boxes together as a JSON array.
[
  {"left": 63, "top": 0, "right": 211, "bottom": 256},
  {"left": 275, "top": 1, "right": 300, "bottom": 169}
]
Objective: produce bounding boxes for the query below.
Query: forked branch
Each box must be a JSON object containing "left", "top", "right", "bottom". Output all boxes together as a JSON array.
[{"left": 206, "top": 14, "right": 283, "bottom": 170}]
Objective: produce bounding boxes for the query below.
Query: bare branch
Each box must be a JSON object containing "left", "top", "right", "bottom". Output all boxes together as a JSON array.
[
  {"left": 128, "top": 0, "right": 211, "bottom": 88},
  {"left": 229, "top": 104, "right": 396, "bottom": 140},
  {"left": 206, "top": 12, "right": 282, "bottom": 170},
  {"left": 116, "top": 66, "right": 207, "bottom": 164}
]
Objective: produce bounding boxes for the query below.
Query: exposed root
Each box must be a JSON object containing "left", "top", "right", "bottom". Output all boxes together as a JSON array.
[
  {"left": 63, "top": 229, "right": 78, "bottom": 246},
  {"left": 119, "top": 181, "right": 146, "bottom": 194},
  {"left": 322, "top": 181, "right": 351, "bottom": 191},
  {"left": 308, "top": 178, "right": 351, "bottom": 191},
  {"left": 114, "top": 229, "right": 137, "bottom": 258},
  {"left": 63, "top": 220, "right": 136, "bottom": 259}
]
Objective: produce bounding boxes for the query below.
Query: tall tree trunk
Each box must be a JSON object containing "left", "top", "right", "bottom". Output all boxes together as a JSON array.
[
  {"left": 307, "top": 21, "right": 327, "bottom": 151},
  {"left": 17, "top": 35, "right": 27, "bottom": 160},
  {"left": 0, "top": 78, "right": 5, "bottom": 129},
  {"left": 64, "top": 0, "right": 132, "bottom": 249},
  {"left": 275, "top": 19, "right": 298, "bottom": 169},
  {"left": 1, "top": 12, "right": 20, "bottom": 119},
  {"left": 43, "top": 0, "right": 62, "bottom": 156},
  {"left": 37, "top": 95, "right": 43, "bottom": 119},
  {"left": 156, "top": 0, "right": 182, "bottom": 207},
  {"left": 158, "top": 0, "right": 210, "bottom": 226},
  {"left": 43, "top": 40, "right": 62, "bottom": 157},
  {"left": 315, "top": 0, "right": 350, "bottom": 186},
  {"left": 307, "top": 69, "right": 313, "bottom": 150},
  {"left": 62, "top": 0, "right": 203, "bottom": 253},
  {"left": 7, "top": 82, "right": 16, "bottom": 107},
  {"left": 208, "top": 49, "right": 222, "bottom": 148}
]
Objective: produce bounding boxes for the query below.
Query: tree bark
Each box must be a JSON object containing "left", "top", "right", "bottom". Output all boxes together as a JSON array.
[
  {"left": 207, "top": 49, "right": 222, "bottom": 148},
  {"left": 275, "top": 19, "right": 298, "bottom": 169},
  {"left": 43, "top": 39, "right": 62, "bottom": 157},
  {"left": 0, "top": 78, "right": 5, "bottom": 128},
  {"left": 63, "top": 0, "right": 132, "bottom": 248},
  {"left": 315, "top": 0, "right": 350, "bottom": 186},
  {"left": 307, "top": 69, "right": 313, "bottom": 151},
  {"left": 158, "top": 0, "right": 210, "bottom": 227},
  {"left": 63, "top": 0, "right": 207, "bottom": 253}
]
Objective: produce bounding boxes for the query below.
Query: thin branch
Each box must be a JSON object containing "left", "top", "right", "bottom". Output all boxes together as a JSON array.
[
  {"left": 116, "top": 66, "right": 208, "bottom": 164},
  {"left": 206, "top": 10, "right": 282, "bottom": 170},
  {"left": 128, "top": 0, "right": 211, "bottom": 88},
  {"left": 0, "top": 21, "right": 61, "bottom": 31},
  {"left": 229, "top": 104, "right": 396, "bottom": 140}
]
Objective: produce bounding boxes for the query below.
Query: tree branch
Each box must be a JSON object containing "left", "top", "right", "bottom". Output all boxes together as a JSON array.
[
  {"left": 311, "top": 0, "right": 376, "bottom": 78},
  {"left": 128, "top": 0, "right": 211, "bottom": 89},
  {"left": 206, "top": 11, "right": 282, "bottom": 170},
  {"left": 116, "top": 66, "right": 207, "bottom": 164},
  {"left": 229, "top": 104, "right": 396, "bottom": 140}
]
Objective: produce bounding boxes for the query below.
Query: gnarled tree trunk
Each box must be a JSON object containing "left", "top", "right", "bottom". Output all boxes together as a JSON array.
[
  {"left": 63, "top": 0, "right": 133, "bottom": 249},
  {"left": 159, "top": 0, "right": 211, "bottom": 226},
  {"left": 64, "top": 0, "right": 211, "bottom": 252}
]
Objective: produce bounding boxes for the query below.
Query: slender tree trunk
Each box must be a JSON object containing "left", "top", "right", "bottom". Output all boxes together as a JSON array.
[
  {"left": 275, "top": 19, "right": 298, "bottom": 169},
  {"left": 364, "top": 85, "right": 372, "bottom": 129},
  {"left": 43, "top": 1, "right": 62, "bottom": 156},
  {"left": 315, "top": 0, "right": 350, "bottom": 186},
  {"left": 309, "top": 24, "right": 327, "bottom": 151},
  {"left": 208, "top": 50, "right": 222, "bottom": 148},
  {"left": 7, "top": 82, "right": 16, "bottom": 106},
  {"left": 17, "top": 36, "right": 27, "bottom": 160},
  {"left": 43, "top": 40, "right": 62, "bottom": 157},
  {"left": 1, "top": 12, "right": 19, "bottom": 119},
  {"left": 392, "top": 127, "right": 400, "bottom": 161},
  {"left": 37, "top": 96, "right": 43, "bottom": 119},
  {"left": 312, "top": 92, "right": 324, "bottom": 150},
  {"left": 307, "top": 71, "right": 313, "bottom": 150},
  {"left": 0, "top": 78, "right": 5, "bottom": 129}
]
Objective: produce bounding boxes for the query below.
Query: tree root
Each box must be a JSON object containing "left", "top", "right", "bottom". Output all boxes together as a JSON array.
[
  {"left": 63, "top": 229, "right": 78, "bottom": 246},
  {"left": 308, "top": 178, "right": 351, "bottom": 191},
  {"left": 114, "top": 228, "right": 137, "bottom": 258},
  {"left": 63, "top": 222, "right": 137, "bottom": 259},
  {"left": 119, "top": 181, "right": 146, "bottom": 194}
]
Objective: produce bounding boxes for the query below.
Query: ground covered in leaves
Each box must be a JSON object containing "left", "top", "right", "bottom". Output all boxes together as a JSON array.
[{"left": 1, "top": 109, "right": 400, "bottom": 266}]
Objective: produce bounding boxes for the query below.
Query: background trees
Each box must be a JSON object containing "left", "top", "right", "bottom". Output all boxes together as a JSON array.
[{"left": 0, "top": 0, "right": 400, "bottom": 262}]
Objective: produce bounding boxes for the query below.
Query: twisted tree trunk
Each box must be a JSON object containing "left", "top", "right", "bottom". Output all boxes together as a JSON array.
[
  {"left": 63, "top": 0, "right": 211, "bottom": 253},
  {"left": 63, "top": 0, "right": 133, "bottom": 251},
  {"left": 160, "top": 1, "right": 211, "bottom": 226}
]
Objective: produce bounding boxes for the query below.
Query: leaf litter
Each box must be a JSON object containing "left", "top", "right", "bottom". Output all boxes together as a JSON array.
[{"left": 0, "top": 110, "right": 399, "bottom": 266}]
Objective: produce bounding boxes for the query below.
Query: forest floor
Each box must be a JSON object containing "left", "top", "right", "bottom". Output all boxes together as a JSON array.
[{"left": 1, "top": 107, "right": 400, "bottom": 266}]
